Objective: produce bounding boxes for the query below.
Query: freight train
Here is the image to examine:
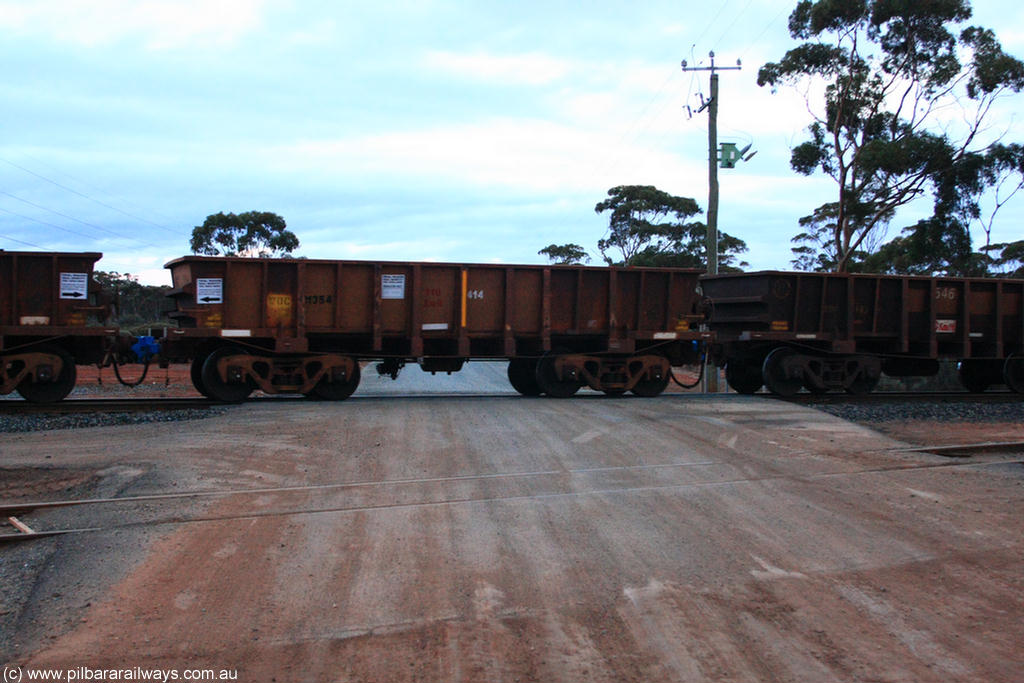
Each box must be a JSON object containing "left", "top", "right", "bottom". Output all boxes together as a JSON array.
[{"left": 2, "top": 249, "right": 1023, "bottom": 402}]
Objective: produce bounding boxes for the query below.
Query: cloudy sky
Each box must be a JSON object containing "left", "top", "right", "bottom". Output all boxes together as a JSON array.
[{"left": 2, "top": 0, "right": 1023, "bottom": 284}]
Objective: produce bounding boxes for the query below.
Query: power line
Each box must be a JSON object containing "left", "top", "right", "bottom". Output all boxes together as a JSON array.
[
  {"left": 711, "top": 0, "right": 756, "bottom": 49},
  {"left": 691, "top": 2, "right": 733, "bottom": 51},
  {"left": 14, "top": 152, "right": 183, "bottom": 228},
  {"left": 0, "top": 190, "right": 160, "bottom": 248},
  {"left": 739, "top": 4, "right": 792, "bottom": 62},
  {"left": 0, "top": 232, "right": 49, "bottom": 249},
  {"left": 0, "top": 205, "right": 107, "bottom": 243},
  {"left": 0, "top": 157, "right": 186, "bottom": 236}
]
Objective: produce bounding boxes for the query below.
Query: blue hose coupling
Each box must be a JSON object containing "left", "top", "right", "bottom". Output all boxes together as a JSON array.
[{"left": 132, "top": 335, "right": 160, "bottom": 362}]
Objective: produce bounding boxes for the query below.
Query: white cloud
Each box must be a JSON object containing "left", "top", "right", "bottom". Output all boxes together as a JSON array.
[
  {"left": 278, "top": 117, "right": 695, "bottom": 194},
  {"left": 0, "top": 0, "right": 272, "bottom": 49},
  {"left": 423, "top": 50, "right": 572, "bottom": 86}
]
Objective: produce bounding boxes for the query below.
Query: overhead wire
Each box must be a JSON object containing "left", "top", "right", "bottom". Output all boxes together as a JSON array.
[
  {"left": 4, "top": 154, "right": 187, "bottom": 235},
  {"left": 690, "top": 2, "right": 733, "bottom": 51},
  {"left": 0, "top": 190, "right": 161, "bottom": 248},
  {"left": 589, "top": 2, "right": 736, "bottom": 200},
  {"left": 0, "top": 157, "right": 186, "bottom": 237},
  {"left": 0, "top": 205, "right": 111, "bottom": 243},
  {"left": 0, "top": 232, "right": 50, "bottom": 249},
  {"left": 711, "top": 0, "right": 757, "bottom": 50},
  {"left": 588, "top": 64, "right": 683, "bottom": 245},
  {"left": 739, "top": 4, "right": 792, "bottom": 62}
]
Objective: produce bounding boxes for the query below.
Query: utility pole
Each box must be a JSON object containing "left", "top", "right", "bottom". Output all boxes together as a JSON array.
[{"left": 682, "top": 51, "right": 742, "bottom": 392}]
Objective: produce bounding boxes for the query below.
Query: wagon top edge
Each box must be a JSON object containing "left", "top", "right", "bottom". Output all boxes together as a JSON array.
[
  {"left": 699, "top": 270, "right": 1024, "bottom": 285},
  {"left": 0, "top": 250, "right": 104, "bottom": 260},
  {"left": 162, "top": 254, "right": 706, "bottom": 275}
]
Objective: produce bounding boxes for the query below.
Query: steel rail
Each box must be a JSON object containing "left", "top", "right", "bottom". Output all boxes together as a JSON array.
[{"left": 3, "top": 452, "right": 1021, "bottom": 543}]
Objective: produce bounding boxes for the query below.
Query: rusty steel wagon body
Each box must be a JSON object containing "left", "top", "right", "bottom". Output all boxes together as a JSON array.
[
  {"left": 0, "top": 251, "right": 117, "bottom": 401},
  {"left": 159, "top": 256, "right": 710, "bottom": 401},
  {"left": 701, "top": 270, "right": 1024, "bottom": 395}
]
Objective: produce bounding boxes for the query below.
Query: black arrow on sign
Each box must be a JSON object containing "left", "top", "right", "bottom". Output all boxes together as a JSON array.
[
  {"left": 200, "top": 297, "right": 221, "bottom": 302},
  {"left": 64, "top": 292, "right": 84, "bottom": 298}
]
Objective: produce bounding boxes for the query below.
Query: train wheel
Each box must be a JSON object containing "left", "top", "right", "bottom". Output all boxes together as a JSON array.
[
  {"left": 845, "top": 372, "right": 879, "bottom": 395},
  {"left": 190, "top": 354, "right": 216, "bottom": 399},
  {"left": 631, "top": 360, "right": 670, "bottom": 397},
  {"left": 958, "top": 360, "right": 992, "bottom": 393},
  {"left": 802, "top": 378, "right": 829, "bottom": 394},
  {"left": 535, "top": 352, "right": 582, "bottom": 398},
  {"left": 16, "top": 346, "right": 76, "bottom": 403},
  {"left": 725, "top": 360, "right": 763, "bottom": 394},
  {"left": 201, "top": 346, "right": 254, "bottom": 402},
  {"left": 1004, "top": 353, "right": 1024, "bottom": 394},
  {"left": 312, "top": 362, "right": 361, "bottom": 400},
  {"left": 762, "top": 347, "right": 803, "bottom": 397},
  {"left": 507, "top": 359, "right": 542, "bottom": 396}
]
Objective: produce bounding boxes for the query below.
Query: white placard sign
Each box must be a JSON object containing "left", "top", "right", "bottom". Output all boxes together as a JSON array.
[
  {"left": 196, "top": 278, "right": 224, "bottom": 304},
  {"left": 381, "top": 274, "right": 405, "bottom": 300},
  {"left": 59, "top": 272, "right": 89, "bottom": 299}
]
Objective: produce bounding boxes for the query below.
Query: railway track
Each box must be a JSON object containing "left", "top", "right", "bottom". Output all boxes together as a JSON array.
[
  {"left": 0, "top": 390, "right": 1019, "bottom": 415},
  {"left": 0, "top": 394, "right": 522, "bottom": 415},
  {"left": 0, "top": 396, "right": 222, "bottom": 414},
  {"left": 3, "top": 448, "right": 1022, "bottom": 543}
]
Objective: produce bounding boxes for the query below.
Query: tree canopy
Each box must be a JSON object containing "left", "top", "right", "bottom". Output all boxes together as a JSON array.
[
  {"left": 538, "top": 243, "right": 590, "bottom": 265},
  {"left": 759, "top": 0, "right": 1024, "bottom": 275},
  {"left": 94, "top": 271, "right": 172, "bottom": 330},
  {"left": 541, "top": 185, "right": 748, "bottom": 270},
  {"left": 594, "top": 185, "right": 747, "bottom": 270},
  {"left": 190, "top": 211, "right": 299, "bottom": 258}
]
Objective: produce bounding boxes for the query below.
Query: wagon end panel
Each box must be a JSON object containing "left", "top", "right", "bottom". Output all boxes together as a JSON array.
[
  {"left": 700, "top": 272, "right": 779, "bottom": 337},
  {"left": 1, "top": 251, "right": 106, "bottom": 329}
]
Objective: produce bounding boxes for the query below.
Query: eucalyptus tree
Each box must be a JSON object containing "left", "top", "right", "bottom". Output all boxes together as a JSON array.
[
  {"left": 759, "top": 0, "right": 1024, "bottom": 273},
  {"left": 190, "top": 211, "right": 299, "bottom": 258},
  {"left": 593, "top": 185, "right": 747, "bottom": 270},
  {"left": 539, "top": 243, "right": 590, "bottom": 265}
]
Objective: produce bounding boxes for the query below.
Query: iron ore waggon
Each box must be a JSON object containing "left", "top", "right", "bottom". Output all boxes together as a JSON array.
[
  {"left": 0, "top": 251, "right": 116, "bottom": 402},
  {"left": 158, "top": 256, "right": 710, "bottom": 401},
  {"left": 701, "top": 270, "right": 1024, "bottom": 396}
]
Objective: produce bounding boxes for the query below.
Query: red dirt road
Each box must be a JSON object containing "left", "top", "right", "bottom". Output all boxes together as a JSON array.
[{"left": 2, "top": 394, "right": 1022, "bottom": 682}]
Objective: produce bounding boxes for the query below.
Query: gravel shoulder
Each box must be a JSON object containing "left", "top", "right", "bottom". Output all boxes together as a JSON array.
[{"left": 814, "top": 399, "right": 1024, "bottom": 447}]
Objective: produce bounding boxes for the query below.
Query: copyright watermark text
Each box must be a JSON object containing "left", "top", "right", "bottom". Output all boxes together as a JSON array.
[{"left": 4, "top": 667, "right": 239, "bottom": 682}]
